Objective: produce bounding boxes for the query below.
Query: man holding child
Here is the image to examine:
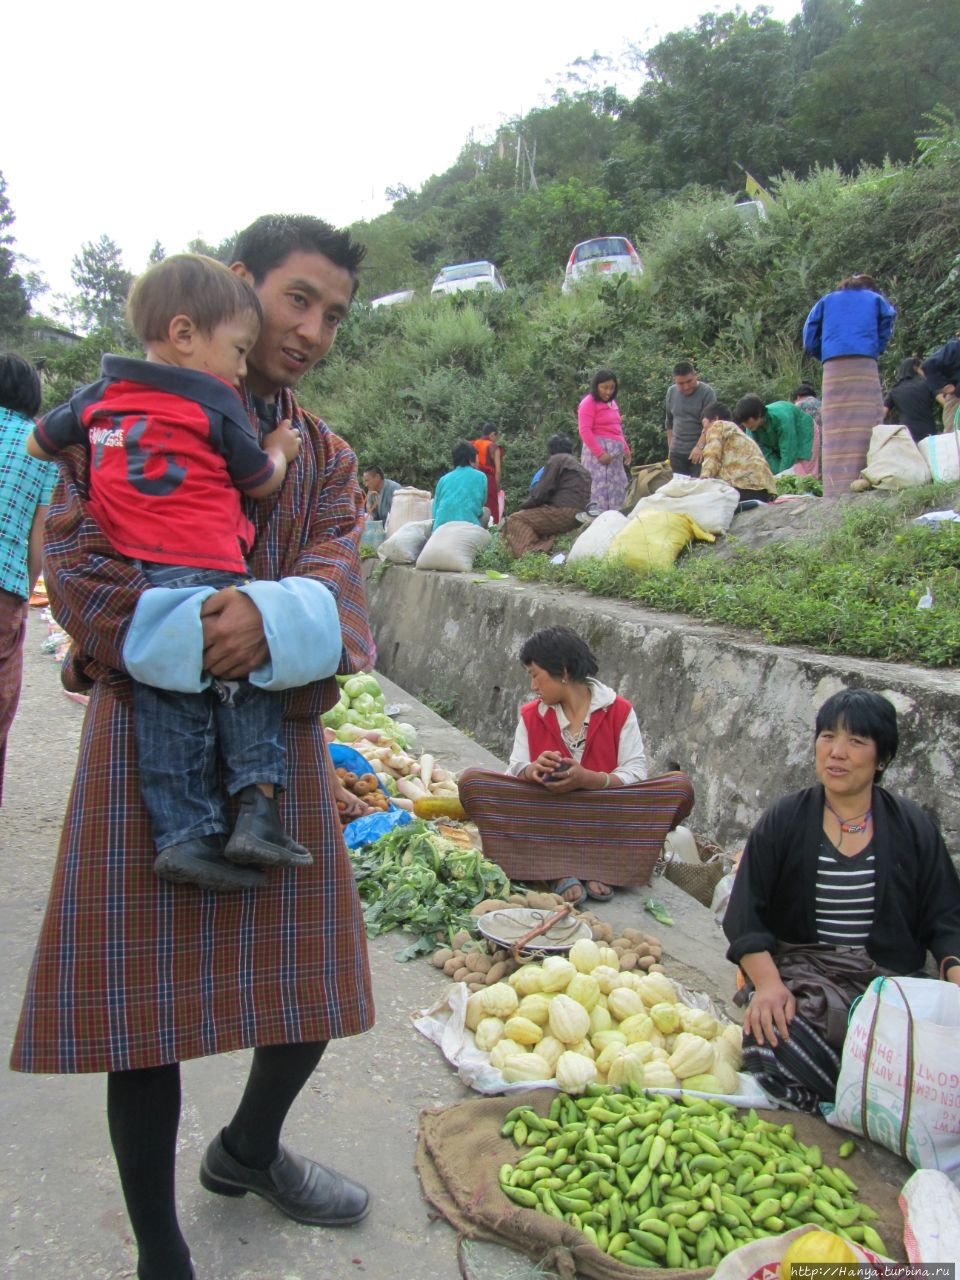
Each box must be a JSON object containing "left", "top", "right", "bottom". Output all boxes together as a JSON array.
[{"left": 12, "top": 215, "right": 375, "bottom": 1280}]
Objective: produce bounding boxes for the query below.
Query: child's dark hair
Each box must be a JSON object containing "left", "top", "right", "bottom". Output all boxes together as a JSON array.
[
  {"left": 519, "top": 627, "right": 600, "bottom": 682},
  {"left": 0, "top": 352, "right": 42, "bottom": 419},
  {"left": 126, "top": 254, "right": 262, "bottom": 344},
  {"left": 452, "top": 440, "right": 477, "bottom": 467}
]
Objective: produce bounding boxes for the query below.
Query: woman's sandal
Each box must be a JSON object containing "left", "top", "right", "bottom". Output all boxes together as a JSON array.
[
  {"left": 585, "top": 880, "right": 614, "bottom": 902},
  {"left": 552, "top": 876, "right": 586, "bottom": 906}
]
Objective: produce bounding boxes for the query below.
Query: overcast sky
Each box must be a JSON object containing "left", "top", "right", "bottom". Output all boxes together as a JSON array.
[{"left": 6, "top": 0, "right": 800, "bottom": 301}]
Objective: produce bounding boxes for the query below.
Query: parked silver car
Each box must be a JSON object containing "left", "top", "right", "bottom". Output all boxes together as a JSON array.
[
  {"left": 562, "top": 236, "right": 643, "bottom": 293},
  {"left": 431, "top": 261, "right": 506, "bottom": 297}
]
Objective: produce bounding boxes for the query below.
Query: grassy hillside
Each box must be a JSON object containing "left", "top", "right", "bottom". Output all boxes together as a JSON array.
[{"left": 303, "top": 148, "right": 960, "bottom": 516}]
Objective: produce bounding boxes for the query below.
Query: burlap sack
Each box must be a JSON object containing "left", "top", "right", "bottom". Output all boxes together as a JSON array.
[{"left": 414, "top": 1089, "right": 906, "bottom": 1279}]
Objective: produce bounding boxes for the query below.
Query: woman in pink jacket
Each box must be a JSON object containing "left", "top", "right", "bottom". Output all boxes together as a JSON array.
[{"left": 578, "top": 369, "right": 631, "bottom": 512}]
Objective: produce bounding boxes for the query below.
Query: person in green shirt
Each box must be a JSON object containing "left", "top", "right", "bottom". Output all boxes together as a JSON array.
[
  {"left": 733, "top": 395, "right": 814, "bottom": 475},
  {"left": 432, "top": 440, "right": 489, "bottom": 530}
]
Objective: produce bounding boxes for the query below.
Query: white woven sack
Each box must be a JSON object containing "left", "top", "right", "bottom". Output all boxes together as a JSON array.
[
  {"left": 567, "top": 510, "right": 628, "bottom": 564},
  {"left": 376, "top": 519, "right": 433, "bottom": 565},
  {"left": 415, "top": 522, "right": 491, "bottom": 572},
  {"left": 384, "top": 487, "right": 433, "bottom": 536},
  {"left": 630, "top": 475, "right": 740, "bottom": 535},
  {"left": 861, "top": 424, "right": 931, "bottom": 489},
  {"left": 827, "top": 975, "right": 960, "bottom": 1182},
  {"left": 900, "top": 1169, "right": 960, "bottom": 1264},
  {"left": 918, "top": 426, "right": 960, "bottom": 483}
]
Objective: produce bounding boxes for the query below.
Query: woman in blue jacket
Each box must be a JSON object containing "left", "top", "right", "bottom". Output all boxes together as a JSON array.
[{"left": 803, "top": 274, "right": 896, "bottom": 497}]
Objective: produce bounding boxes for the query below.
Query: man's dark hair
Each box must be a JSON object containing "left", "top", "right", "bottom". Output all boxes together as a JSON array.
[
  {"left": 547, "top": 433, "right": 572, "bottom": 455},
  {"left": 478, "top": 421, "right": 497, "bottom": 437},
  {"left": 704, "top": 402, "right": 731, "bottom": 423},
  {"left": 893, "top": 357, "right": 921, "bottom": 385},
  {"left": 815, "top": 688, "right": 898, "bottom": 778},
  {"left": 590, "top": 369, "right": 618, "bottom": 399},
  {"left": 673, "top": 361, "right": 696, "bottom": 377},
  {"left": 733, "top": 394, "right": 765, "bottom": 425},
  {"left": 232, "top": 215, "right": 366, "bottom": 297},
  {"left": 362, "top": 464, "right": 384, "bottom": 479},
  {"left": 519, "top": 627, "right": 600, "bottom": 682},
  {"left": 0, "top": 352, "right": 42, "bottom": 419},
  {"left": 452, "top": 440, "right": 477, "bottom": 467},
  {"left": 792, "top": 381, "right": 817, "bottom": 400}
]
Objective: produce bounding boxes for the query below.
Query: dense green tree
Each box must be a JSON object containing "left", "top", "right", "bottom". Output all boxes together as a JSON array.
[
  {"left": 349, "top": 212, "right": 426, "bottom": 300},
  {"left": 788, "top": 0, "right": 856, "bottom": 71},
  {"left": 508, "top": 96, "right": 620, "bottom": 186},
  {"left": 70, "top": 235, "right": 133, "bottom": 334},
  {"left": 148, "top": 240, "right": 166, "bottom": 265},
  {"left": 500, "top": 179, "right": 623, "bottom": 284},
  {"left": 626, "top": 9, "right": 803, "bottom": 192},
  {"left": 796, "top": 0, "right": 960, "bottom": 169},
  {"left": 186, "top": 234, "right": 235, "bottom": 262},
  {"left": 0, "top": 172, "right": 29, "bottom": 341}
]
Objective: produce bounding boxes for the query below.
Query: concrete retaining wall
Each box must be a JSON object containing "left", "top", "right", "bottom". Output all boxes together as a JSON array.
[{"left": 365, "top": 565, "right": 960, "bottom": 853}]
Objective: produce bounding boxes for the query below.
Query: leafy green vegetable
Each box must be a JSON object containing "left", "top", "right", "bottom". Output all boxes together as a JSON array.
[
  {"left": 347, "top": 820, "right": 511, "bottom": 959},
  {"left": 644, "top": 898, "right": 674, "bottom": 926}
]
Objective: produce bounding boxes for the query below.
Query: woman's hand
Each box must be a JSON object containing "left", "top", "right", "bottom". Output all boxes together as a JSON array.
[
  {"left": 525, "top": 751, "right": 567, "bottom": 784},
  {"left": 335, "top": 781, "right": 369, "bottom": 821},
  {"left": 543, "top": 758, "right": 583, "bottom": 793},
  {"left": 743, "top": 977, "right": 796, "bottom": 1046},
  {"left": 597, "top": 451, "right": 612, "bottom": 465},
  {"left": 524, "top": 755, "right": 605, "bottom": 794}
]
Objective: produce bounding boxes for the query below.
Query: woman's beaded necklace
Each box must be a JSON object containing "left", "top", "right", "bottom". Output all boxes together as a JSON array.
[{"left": 824, "top": 798, "right": 872, "bottom": 850}]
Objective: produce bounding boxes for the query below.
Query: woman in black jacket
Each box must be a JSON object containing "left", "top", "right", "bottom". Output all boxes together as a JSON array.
[
  {"left": 724, "top": 688, "right": 960, "bottom": 1110},
  {"left": 883, "top": 356, "right": 939, "bottom": 443}
]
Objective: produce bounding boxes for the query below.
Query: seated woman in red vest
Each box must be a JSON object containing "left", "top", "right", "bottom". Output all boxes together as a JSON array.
[{"left": 459, "top": 627, "right": 693, "bottom": 906}]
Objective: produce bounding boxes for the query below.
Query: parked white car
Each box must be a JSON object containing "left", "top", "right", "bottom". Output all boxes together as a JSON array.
[
  {"left": 369, "top": 289, "right": 415, "bottom": 309},
  {"left": 430, "top": 261, "right": 506, "bottom": 297},
  {"left": 562, "top": 236, "right": 643, "bottom": 293}
]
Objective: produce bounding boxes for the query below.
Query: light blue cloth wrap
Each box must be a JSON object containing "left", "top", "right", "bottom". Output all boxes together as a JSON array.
[{"left": 123, "top": 578, "right": 342, "bottom": 693}]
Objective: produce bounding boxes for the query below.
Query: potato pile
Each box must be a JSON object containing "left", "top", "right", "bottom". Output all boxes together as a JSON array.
[
  {"left": 429, "top": 890, "right": 663, "bottom": 994},
  {"left": 334, "top": 768, "right": 391, "bottom": 821}
]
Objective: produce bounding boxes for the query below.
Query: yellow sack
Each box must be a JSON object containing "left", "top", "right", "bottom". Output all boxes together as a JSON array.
[{"left": 608, "top": 509, "right": 714, "bottom": 571}]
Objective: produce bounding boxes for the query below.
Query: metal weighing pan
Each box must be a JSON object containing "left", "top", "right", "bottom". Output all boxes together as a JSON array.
[{"left": 476, "top": 906, "right": 591, "bottom": 956}]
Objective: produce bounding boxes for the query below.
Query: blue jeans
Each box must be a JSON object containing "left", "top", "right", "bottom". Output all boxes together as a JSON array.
[{"left": 132, "top": 564, "right": 286, "bottom": 850}]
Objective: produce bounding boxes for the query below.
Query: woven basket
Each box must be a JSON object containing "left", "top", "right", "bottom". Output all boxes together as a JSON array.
[{"left": 663, "top": 857, "right": 725, "bottom": 907}]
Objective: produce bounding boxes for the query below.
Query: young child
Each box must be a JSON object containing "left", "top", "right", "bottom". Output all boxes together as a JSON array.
[{"left": 28, "top": 254, "right": 311, "bottom": 892}]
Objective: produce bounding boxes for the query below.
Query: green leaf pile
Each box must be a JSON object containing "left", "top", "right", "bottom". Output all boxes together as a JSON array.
[{"left": 347, "top": 820, "right": 511, "bottom": 959}]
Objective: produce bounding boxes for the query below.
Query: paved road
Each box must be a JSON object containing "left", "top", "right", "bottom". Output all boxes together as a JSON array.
[{"left": 2, "top": 612, "right": 735, "bottom": 1279}]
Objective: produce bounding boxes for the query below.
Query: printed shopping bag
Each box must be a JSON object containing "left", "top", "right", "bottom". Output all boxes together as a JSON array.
[{"left": 827, "top": 975, "right": 960, "bottom": 1184}]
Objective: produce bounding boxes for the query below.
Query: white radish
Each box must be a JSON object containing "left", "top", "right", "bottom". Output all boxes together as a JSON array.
[
  {"left": 418, "top": 754, "right": 435, "bottom": 785},
  {"left": 397, "top": 776, "right": 429, "bottom": 801}
]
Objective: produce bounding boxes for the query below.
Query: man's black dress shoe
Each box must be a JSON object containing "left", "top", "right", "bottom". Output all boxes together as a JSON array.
[{"left": 199, "top": 1130, "right": 370, "bottom": 1226}]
